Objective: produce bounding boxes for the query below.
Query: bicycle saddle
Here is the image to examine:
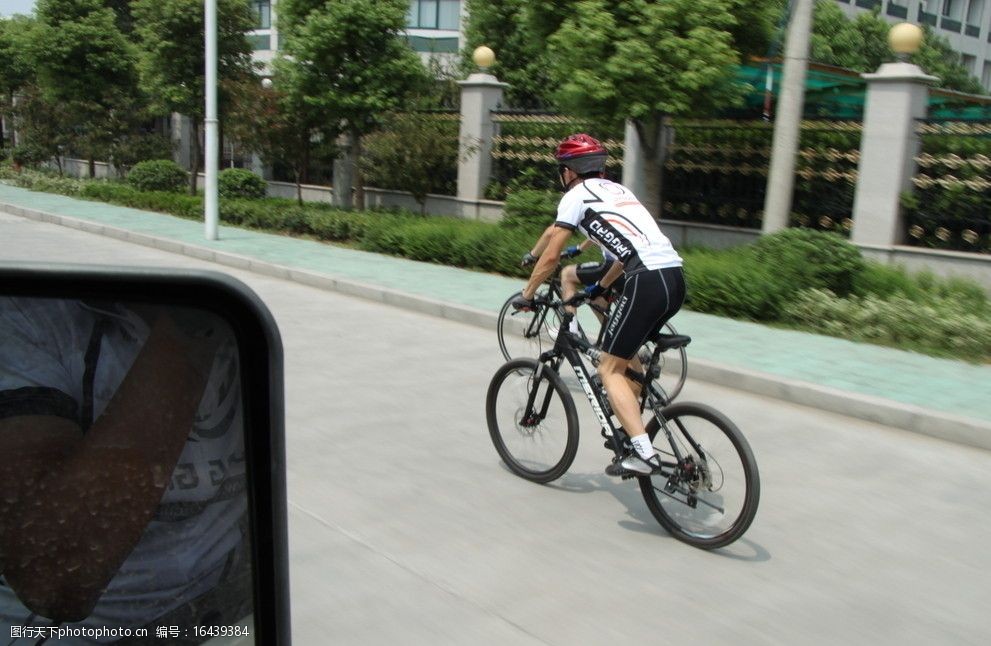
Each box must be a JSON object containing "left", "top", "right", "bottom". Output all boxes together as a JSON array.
[{"left": 650, "top": 332, "right": 691, "bottom": 351}]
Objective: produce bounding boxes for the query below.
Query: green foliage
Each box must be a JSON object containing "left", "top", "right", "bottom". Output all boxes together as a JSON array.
[
  {"left": 131, "top": 0, "right": 255, "bottom": 119},
  {"left": 461, "top": 0, "right": 559, "bottom": 108},
  {"left": 277, "top": 0, "right": 430, "bottom": 206},
  {"left": 751, "top": 227, "right": 865, "bottom": 296},
  {"left": 127, "top": 159, "right": 189, "bottom": 193},
  {"left": 218, "top": 168, "right": 267, "bottom": 199},
  {"left": 500, "top": 189, "right": 560, "bottom": 232},
  {"left": 547, "top": 0, "right": 753, "bottom": 131},
  {"left": 360, "top": 113, "right": 460, "bottom": 208},
  {"left": 782, "top": 288, "right": 991, "bottom": 362},
  {"left": 10, "top": 143, "right": 50, "bottom": 167},
  {"left": 681, "top": 248, "right": 792, "bottom": 319},
  {"left": 109, "top": 133, "right": 174, "bottom": 176},
  {"left": 278, "top": 0, "right": 428, "bottom": 136}
]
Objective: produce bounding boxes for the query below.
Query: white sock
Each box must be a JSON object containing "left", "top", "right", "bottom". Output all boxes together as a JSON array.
[{"left": 631, "top": 434, "right": 655, "bottom": 461}]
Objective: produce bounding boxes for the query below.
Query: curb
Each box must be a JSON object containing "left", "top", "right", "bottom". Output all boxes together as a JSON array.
[{"left": 3, "top": 201, "right": 989, "bottom": 451}]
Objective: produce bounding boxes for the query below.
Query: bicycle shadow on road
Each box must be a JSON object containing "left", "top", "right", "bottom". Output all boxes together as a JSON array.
[{"left": 549, "top": 470, "right": 771, "bottom": 563}]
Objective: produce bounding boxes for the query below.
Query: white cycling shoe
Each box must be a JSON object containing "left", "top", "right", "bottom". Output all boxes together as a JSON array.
[{"left": 605, "top": 452, "right": 662, "bottom": 477}]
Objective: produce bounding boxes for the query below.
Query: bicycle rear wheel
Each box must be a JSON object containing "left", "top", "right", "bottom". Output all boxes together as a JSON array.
[
  {"left": 486, "top": 358, "right": 579, "bottom": 483},
  {"left": 639, "top": 402, "right": 759, "bottom": 549},
  {"left": 497, "top": 288, "right": 564, "bottom": 361}
]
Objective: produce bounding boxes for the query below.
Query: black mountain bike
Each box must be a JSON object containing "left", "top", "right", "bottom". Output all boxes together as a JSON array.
[
  {"left": 485, "top": 292, "right": 760, "bottom": 549},
  {"left": 496, "top": 265, "right": 689, "bottom": 402}
]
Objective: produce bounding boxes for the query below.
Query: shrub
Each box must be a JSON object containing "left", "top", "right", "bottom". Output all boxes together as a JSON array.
[
  {"left": 752, "top": 227, "right": 866, "bottom": 296},
  {"left": 10, "top": 143, "right": 50, "bottom": 168},
  {"left": 127, "top": 159, "right": 188, "bottom": 193},
  {"left": 219, "top": 168, "right": 268, "bottom": 199},
  {"left": 501, "top": 189, "right": 559, "bottom": 231},
  {"left": 682, "top": 249, "right": 793, "bottom": 320},
  {"left": 782, "top": 288, "right": 991, "bottom": 361}
]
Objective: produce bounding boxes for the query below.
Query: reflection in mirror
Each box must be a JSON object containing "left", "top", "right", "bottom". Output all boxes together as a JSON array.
[{"left": 0, "top": 297, "right": 253, "bottom": 645}]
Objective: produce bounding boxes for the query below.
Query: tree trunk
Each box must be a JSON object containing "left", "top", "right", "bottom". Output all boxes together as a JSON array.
[
  {"left": 189, "top": 120, "right": 201, "bottom": 195},
  {"left": 88, "top": 157, "right": 96, "bottom": 179},
  {"left": 294, "top": 168, "right": 303, "bottom": 206}
]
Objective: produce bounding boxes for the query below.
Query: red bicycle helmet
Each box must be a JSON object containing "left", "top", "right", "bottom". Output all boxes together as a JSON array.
[{"left": 554, "top": 133, "right": 607, "bottom": 174}]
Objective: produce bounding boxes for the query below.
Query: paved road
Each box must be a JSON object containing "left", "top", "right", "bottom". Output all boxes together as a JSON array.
[{"left": 2, "top": 211, "right": 990, "bottom": 645}]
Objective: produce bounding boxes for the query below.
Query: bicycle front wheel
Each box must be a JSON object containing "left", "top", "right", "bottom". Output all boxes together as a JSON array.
[
  {"left": 496, "top": 289, "right": 563, "bottom": 361},
  {"left": 486, "top": 359, "right": 579, "bottom": 483},
  {"left": 640, "top": 402, "right": 759, "bottom": 549}
]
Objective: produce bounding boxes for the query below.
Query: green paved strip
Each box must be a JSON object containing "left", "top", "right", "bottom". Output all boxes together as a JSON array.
[{"left": 2, "top": 182, "right": 989, "bottom": 423}]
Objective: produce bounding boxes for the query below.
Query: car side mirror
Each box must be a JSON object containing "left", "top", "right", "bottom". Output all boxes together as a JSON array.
[{"left": 0, "top": 264, "right": 290, "bottom": 645}]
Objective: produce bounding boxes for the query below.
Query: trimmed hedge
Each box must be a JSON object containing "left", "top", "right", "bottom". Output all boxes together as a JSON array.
[
  {"left": 127, "top": 159, "right": 188, "bottom": 193},
  {"left": 219, "top": 168, "right": 267, "bottom": 199}
]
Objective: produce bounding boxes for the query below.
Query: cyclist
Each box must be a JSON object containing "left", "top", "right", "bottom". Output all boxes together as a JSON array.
[{"left": 511, "top": 133, "right": 686, "bottom": 476}]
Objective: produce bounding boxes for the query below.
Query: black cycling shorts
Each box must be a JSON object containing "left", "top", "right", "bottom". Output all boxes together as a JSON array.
[
  {"left": 600, "top": 266, "right": 686, "bottom": 360},
  {"left": 575, "top": 261, "right": 625, "bottom": 295}
]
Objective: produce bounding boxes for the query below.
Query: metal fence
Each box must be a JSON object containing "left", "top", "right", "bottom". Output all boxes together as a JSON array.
[
  {"left": 488, "top": 110, "right": 624, "bottom": 199},
  {"left": 661, "top": 119, "right": 861, "bottom": 233},
  {"left": 908, "top": 120, "right": 991, "bottom": 254}
]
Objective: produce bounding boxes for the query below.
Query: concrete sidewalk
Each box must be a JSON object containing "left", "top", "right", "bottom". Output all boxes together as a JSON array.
[{"left": 1, "top": 182, "right": 989, "bottom": 449}]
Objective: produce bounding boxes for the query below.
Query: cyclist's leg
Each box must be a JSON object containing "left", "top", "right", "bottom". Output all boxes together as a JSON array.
[{"left": 598, "top": 268, "right": 686, "bottom": 471}]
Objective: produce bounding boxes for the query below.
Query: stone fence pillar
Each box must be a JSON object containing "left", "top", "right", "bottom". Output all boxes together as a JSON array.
[
  {"left": 457, "top": 71, "right": 507, "bottom": 202},
  {"left": 851, "top": 62, "right": 937, "bottom": 247}
]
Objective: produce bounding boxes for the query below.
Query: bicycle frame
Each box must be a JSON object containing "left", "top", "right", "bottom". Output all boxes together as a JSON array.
[{"left": 528, "top": 298, "right": 683, "bottom": 470}]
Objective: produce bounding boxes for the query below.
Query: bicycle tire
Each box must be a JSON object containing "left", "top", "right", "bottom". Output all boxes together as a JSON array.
[
  {"left": 486, "top": 358, "right": 580, "bottom": 484},
  {"left": 639, "top": 402, "right": 759, "bottom": 549},
  {"left": 496, "top": 288, "right": 565, "bottom": 361}
]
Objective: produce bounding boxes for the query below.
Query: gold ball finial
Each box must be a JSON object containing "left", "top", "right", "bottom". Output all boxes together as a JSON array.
[
  {"left": 889, "top": 22, "right": 924, "bottom": 56},
  {"left": 473, "top": 46, "right": 495, "bottom": 70}
]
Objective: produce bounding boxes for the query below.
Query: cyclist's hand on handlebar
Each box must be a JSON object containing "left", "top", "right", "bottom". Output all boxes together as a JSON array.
[
  {"left": 583, "top": 283, "right": 605, "bottom": 300},
  {"left": 562, "top": 245, "right": 582, "bottom": 259},
  {"left": 521, "top": 252, "right": 537, "bottom": 267},
  {"left": 510, "top": 292, "right": 535, "bottom": 311}
]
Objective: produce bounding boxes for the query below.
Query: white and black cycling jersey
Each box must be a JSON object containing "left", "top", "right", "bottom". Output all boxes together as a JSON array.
[{"left": 554, "top": 178, "right": 682, "bottom": 273}]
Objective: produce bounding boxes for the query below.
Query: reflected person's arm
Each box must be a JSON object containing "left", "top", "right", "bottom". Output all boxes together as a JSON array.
[{"left": 0, "top": 309, "right": 220, "bottom": 622}]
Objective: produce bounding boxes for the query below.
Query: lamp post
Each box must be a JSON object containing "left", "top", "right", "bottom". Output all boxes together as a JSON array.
[{"left": 204, "top": 0, "right": 219, "bottom": 241}]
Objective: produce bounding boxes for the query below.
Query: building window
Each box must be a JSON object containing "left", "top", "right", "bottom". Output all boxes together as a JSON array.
[
  {"left": 407, "top": 0, "right": 460, "bottom": 30},
  {"left": 252, "top": 1, "right": 271, "bottom": 30},
  {"left": 962, "top": 53, "right": 977, "bottom": 74},
  {"left": 942, "top": 0, "right": 962, "bottom": 19},
  {"left": 981, "top": 61, "right": 991, "bottom": 89}
]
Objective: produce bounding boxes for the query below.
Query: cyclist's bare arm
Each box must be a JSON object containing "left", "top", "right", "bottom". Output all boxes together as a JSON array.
[
  {"left": 599, "top": 261, "right": 624, "bottom": 290},
  {"left": 523, "top": 226, "right": 572, "bottom": 299},
  {"left": 0, "top": 311, "right": 218, "bottom": 622}
]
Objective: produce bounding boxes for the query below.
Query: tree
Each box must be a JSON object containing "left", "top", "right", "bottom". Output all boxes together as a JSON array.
[
  {"left": 0, "top": 16, "right": 37, "bottom": 150},
  {"left": 226, "top": 74, "right": 337, "bottom": 205},
  {"left": 131, "top": 0, "right": 255, "bottom": 194},
  {"left": 360, "top": 113, "right": 462, "bottom": 213},
  {"left": 545, "top": 0, "right": 776, "bottom": 216},
  {"left": 29, "top": 0, "right": 140, "bottom": 176},
  {"left": 277, "top": 0, "right": 429, "bottom": 209},
  {"left": 460, "top": 0, "right": 561, "bottom": 108}
]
